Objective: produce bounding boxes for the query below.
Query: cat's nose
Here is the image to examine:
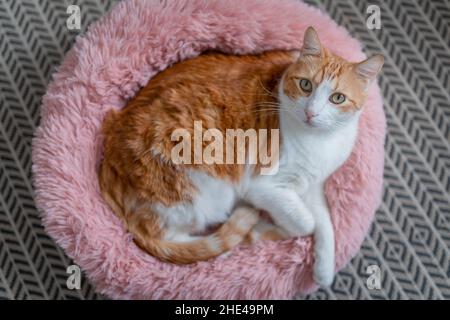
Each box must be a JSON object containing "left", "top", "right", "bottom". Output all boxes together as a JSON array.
[{"left": 304, "top": 109, "right": 317, "bottom": 120}]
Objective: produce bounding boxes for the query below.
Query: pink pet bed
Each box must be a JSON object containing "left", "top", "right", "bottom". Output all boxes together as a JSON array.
[{"left": 32, "top": 0, "right": 385, "bottom": 299}]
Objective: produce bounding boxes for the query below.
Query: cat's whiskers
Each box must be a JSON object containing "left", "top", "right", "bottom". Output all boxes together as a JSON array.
[{"left": 257, "top": 77, "right": 279, "bottom": 99}]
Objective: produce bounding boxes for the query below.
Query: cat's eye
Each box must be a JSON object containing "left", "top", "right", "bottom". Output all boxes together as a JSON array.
[
  {"left": 329, "top": 93, "right": 346, "bottom": 104},
  {"left": 299, "top": 79, "right": 312, "bottom": 93}
]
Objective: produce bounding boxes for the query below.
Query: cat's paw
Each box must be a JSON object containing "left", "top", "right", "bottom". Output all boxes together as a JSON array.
[
  {"left": 284, "top": 211, "right": 315, "bottom": 237},
  {"left": 313, "top": 261, "right": 334, "bottom": 287},
  {"left": 298, "top": 214, "right": 315, "bottom": 236}
]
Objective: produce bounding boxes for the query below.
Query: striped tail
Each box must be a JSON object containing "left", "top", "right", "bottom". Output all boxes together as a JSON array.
[{"left": 133, "top": 206, "right": 260, "bottom": 264}]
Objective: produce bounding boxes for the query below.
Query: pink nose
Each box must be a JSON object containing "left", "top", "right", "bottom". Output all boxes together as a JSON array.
[{"left": 304, "top": 109, "right": 317, "bottom": 120}]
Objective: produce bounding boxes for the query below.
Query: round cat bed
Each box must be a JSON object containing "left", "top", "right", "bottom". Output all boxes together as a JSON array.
[{"left": 32, "top": 0, "right": 385, "bottom": 299}]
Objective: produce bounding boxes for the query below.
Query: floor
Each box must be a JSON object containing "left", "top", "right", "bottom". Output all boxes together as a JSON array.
[{"left": 0, "top": 0, "right": 449, "bottom": 300}]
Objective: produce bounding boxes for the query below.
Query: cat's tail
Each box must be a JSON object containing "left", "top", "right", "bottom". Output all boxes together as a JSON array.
[
  {"left": 132, "top": 206, "right": 260, "bottom": 264},
  {"left": 134, "top": 206, "right": 260, "bottom": 264},
  {"left": 98, "top": 154, "right": 259, "bottom": 264}
]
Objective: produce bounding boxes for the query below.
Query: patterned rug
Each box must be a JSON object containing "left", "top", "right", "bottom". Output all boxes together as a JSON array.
[{"left": 0, "top": 0, "right": 449, "bottom": 300}]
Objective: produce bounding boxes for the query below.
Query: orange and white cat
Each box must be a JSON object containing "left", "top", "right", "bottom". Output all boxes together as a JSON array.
[{"left": 99, "top": 27, "right": 383, "bottom": 286}]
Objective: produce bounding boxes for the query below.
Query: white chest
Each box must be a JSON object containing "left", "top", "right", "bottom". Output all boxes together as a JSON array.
[{"left": 275, "top": 121, "right": 359, "bottom": 190}]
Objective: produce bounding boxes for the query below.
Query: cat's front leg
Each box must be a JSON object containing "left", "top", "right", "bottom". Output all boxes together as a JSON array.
[
  {"left": 304, "top": 184, "right": 335, "bottom": 286},
  {"left": 245, "top": 180, "right": 315, "bottom": 237}
]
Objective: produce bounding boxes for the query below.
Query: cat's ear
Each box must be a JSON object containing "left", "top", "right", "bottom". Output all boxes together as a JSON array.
[
  {"left": 354, "top": 54, "right": 384, "bottom": 82},
  {"left": 301, "top": 27, "right": 322, "bottom": 57}
]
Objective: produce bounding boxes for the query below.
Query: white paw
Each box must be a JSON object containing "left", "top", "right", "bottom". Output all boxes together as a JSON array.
[
  {"left": 298, "top": 214, "right": 315, "bottom": 236},
  {"left": 313, "top": 261, "right": 334, "bottom": 287},
  {"left": 285, "top": 211, "right": 315, "bottom": 237}
]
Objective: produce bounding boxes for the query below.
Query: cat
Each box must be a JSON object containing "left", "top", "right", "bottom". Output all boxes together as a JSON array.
[{"left": 99, "top": 27, "right": 383, "bottom": 286}]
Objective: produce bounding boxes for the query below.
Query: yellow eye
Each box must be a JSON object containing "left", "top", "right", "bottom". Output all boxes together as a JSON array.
[
  {"left": 299, "top": 79, "right": 312, "bottom": 93},
  {"left": 330, "top": 93, "right": 346, "bottom": 104}
]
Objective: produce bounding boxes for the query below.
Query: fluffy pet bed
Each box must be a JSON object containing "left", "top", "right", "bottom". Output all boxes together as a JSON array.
[{"left": 32, "top": 0, "right": 385, "bottom": 299}]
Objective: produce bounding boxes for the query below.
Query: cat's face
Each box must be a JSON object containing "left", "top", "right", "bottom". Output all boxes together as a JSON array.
[{"left": 280, "top": 27, "right": 384, "bottom": 131}]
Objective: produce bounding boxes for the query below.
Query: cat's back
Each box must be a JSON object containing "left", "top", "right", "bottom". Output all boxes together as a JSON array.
[
  {"left": 102, "top": 50, "right": 296, "bottom": 174},
  {"left": 159, "top": 50, "right": 295, "bottom": 80},
  {"left": 131, "top": 50, "right": 297, "bottom": 103}
]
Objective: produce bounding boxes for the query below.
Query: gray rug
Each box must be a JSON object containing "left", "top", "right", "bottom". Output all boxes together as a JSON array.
[{"left": 0, "top": 0, "right": 449, "bottom": 300}]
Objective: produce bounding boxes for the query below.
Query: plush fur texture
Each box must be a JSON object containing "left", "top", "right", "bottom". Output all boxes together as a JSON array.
[{"left": 32, "top": 0, "right": 385, "bottom": 299}]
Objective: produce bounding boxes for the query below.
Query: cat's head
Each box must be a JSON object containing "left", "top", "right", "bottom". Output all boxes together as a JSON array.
[{"left": 280, "top": 27, "right": 384, "bottom": 131}]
